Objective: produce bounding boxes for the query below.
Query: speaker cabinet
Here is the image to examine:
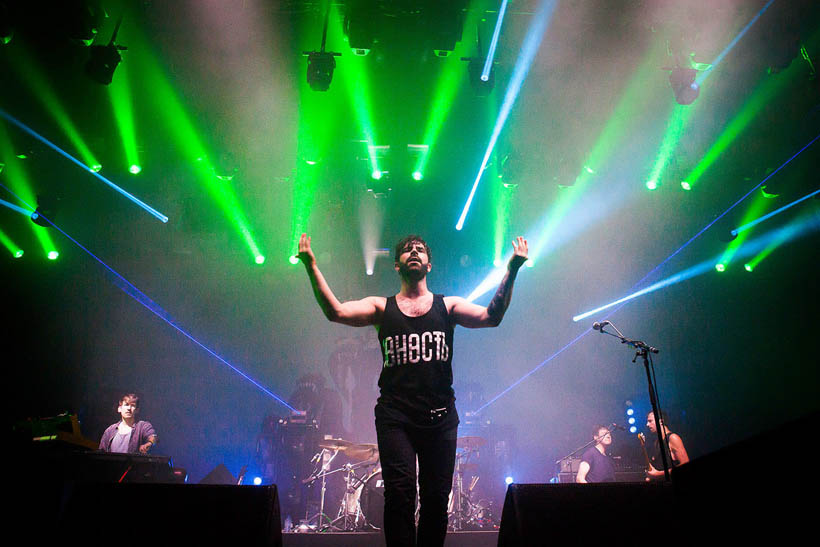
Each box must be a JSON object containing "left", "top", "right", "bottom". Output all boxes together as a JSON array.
[
  {"left": 497, "top": 482, "right": 675, "bottom": 546},
  {"left": 59, "top": 483, "right": 282, "bottom": 546}
]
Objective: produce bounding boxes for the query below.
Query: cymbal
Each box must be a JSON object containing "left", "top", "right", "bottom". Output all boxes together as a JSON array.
[
  {"left": 457, "top": 436, "right": 486, "bottom": 449},
  {"left": 346, "top": 443, "right": 379, "bottom": 462},
  {"left": 318, "top": 438, "right": 354, "bottom": 451}
]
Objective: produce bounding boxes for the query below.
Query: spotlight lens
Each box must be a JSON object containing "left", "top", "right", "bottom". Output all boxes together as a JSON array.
[
  {"left": 584, "top": 166, "right": 595, "bottom": 174},
  {"left": 129, "top": 164, "right": 142, "bottom": 174},
  {"left": 505, "top": 476, "right": 514, "bottom": 485},
  {"left": 525, "top": 259, "right": 534, "bottom": 268},
  {"left": 744, "top": 264, "right": 753, "bottom": 272},
  {"left": 289, "top": 255, "right": 299, "bottom": 265},
  {"left": 629, "top": 426, "right": 638, "bottom": 434},
  {"left": 412, "top": 171, "right": 423, "bottom": 181},
  {"left": 255, "top": 255, "right": 266, "bottom": 265},
  {"left": 681, "top": 181, "right": 692, "bottom": 191},
  {"left": 47, "top": 251, "right": 59, "bottom": 260},
  {"left": 253, "top": 477, "right": 262, "bottom": 486},
  {"left": 366, "top": 269, "right": 374, "bottom": 276},
  {"left": 372, "top": 170, "right": 382, "bottom": 180},
  {"left": 626, "top": 408, "right": 634, "bottom": 416},
  {"left": 14, "top": 250, "right": 24, "bottom": 258},
  {"left": 90, "top": 164, "right": 103, "bottom": 173},
  {"left": 715, "top": 263, "right": 725, "bottom": 272},
  {"left": 628, "top": 417, "right": 636, "bottom": 425},
  {"left": 493, "top": 259, "right": 502, "bottom": 268},
  {"left": 646, "top": 180, "right": 658, "bottom": 190}
]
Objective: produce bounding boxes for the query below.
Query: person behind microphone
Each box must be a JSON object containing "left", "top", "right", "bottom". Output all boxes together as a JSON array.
[
  {"left": 576, "top": 425, "right": 616, "bottom": 483},
  {"left": 645, "top": 411, "right": 689, "bottom": 478}
]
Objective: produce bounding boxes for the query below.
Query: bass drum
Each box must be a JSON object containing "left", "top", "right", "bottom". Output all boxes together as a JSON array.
[{"left": 360, "top": 468, "right": 384, "bottom": 530}]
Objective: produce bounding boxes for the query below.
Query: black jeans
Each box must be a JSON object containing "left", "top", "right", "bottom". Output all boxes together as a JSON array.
[{"left": 375, "top": 417, "right": 458, "bottom": 547}]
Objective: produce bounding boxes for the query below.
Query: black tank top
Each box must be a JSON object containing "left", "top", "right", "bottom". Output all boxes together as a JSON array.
[
  {"left": 652, "top": 434, "right": 680, "bottom": 468},
  {"left": 376, "top": 294, "right": 456, "bottom": 427}
]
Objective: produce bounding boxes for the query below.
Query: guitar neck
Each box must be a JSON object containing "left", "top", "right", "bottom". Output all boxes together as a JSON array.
[{"left": 637, "top": 434, "right": 651, "bottom": 468}]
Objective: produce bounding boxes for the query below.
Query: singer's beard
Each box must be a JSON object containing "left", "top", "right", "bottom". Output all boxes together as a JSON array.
[{"left": 398, "top": 262, "right": 427, "bottom": 283}]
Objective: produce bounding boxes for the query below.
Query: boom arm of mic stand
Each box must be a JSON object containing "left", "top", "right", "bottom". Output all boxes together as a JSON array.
[
  {"left": 600, "top": 326, "right": 659, "bottom": 354},
  {"left": 596, "top": 322, "right": 670, "bottom": 480},
  {"left": 555, "top": 436, "right": 601, "bottom": 465}
]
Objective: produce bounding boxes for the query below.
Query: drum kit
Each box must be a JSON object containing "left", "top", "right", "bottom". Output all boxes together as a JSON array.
[
  {"left": 298, "top": 435, "right": 493, "bottom": 532},
  {"left": 449, "top": 436, "right": 494, "bottom": 531}
]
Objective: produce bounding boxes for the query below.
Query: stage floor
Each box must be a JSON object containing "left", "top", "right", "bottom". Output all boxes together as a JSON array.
[{"left": 283, "top": 530, "right": 498, "bottom": 547}]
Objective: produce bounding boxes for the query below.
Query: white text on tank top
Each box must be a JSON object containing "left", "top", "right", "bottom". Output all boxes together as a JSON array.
[{"left": 382, "top": 331, "right": 450, "bottom": 367}]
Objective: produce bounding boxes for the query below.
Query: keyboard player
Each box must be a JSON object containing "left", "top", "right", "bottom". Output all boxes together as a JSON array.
[{"left": 99, "top": 393, "right": 158, "bottom": 454}]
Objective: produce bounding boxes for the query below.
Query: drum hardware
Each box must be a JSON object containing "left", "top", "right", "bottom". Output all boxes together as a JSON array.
[
  {"left": 300, "top": 438, "right": 382, "bottom": 532},
  {"left": 301, "top": 447, "right": 340, "bottom": 531},
  {"left": 449, "top": 438, "right": 486, "bottom": 531},
  {"left": 318, "top": 438, "right": 353, "bottom": 451},
  {"left": 328, "top": 461, "right": 381, "bottom": 531},
  {"left": 456, "top": 436, "right": 486, "bottom": 449},
  {"left": 318, "top": 439, "right": 379, "bottom": 463},
  {"left": 344, "top": 443, "right": 378, "bottom": 463}
]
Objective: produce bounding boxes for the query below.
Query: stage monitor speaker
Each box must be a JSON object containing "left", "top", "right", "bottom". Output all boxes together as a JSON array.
[
  {"left": 199, "top": 462, "right": 237, "bottom": 484},
  {"left": 497, "top": 482, "right": 675, "bottom": 546},
  {"left": 671, "top": 411, "right": 819, "bottom": 542},
  {"left": 58, "top": 483, "right": 282, "bottom": 546}
]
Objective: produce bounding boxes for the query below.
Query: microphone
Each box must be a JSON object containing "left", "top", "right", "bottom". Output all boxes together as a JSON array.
[
  {"left": 592, "top": 320, "right": 610, "bottom": 331},
  {"left": 611, "top": 423, "right": 627, "bottom": 431}
]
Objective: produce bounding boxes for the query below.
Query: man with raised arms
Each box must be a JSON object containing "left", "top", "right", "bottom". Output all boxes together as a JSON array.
[{"left": 297, "top": 233, "right": 528, "bottom": 547}]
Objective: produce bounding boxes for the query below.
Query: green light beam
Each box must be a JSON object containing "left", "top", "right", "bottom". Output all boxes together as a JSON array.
[
  {"left": 0, "top": 125, "right": 59, "bottom": 257},
  {"left": 718, "top": 192, "right": 769, "bottom": 266},
  {"left": 288, "top": 6, "right": 349, "bottom": 259},
  {"left": 685, "top": 67, "right": 804, "bottom": 188},
  {"left": 530, "top": 42, "right": 664, "bottom": 261},
  {"left": 573, "top": 210, "right": 820, "bottom": 321},
  {"left": 490, "top": 91, "right": 511, "bottom": 267},
  {"left": 415, "top": 2, "right": 482, "bottom": 176},
  {"left": 747, "top": 209, "right": 820, "bottom": 270},
  {"left": 0, "top": 228, "right": 24, "bottom": 257},
  {"left": 133, "top": 49, "right": 263, "bottom": 262},
  {"left": 646, "top": 104, "right": 694, "bottom": 189},
  {"left": 335, "top": 4, "right": 379, "bottom": 176},
  {"left": 8, "top": 47, "right": 99, "bottom": 169},
  {"left": 108, "top": 59, "right": 141, "bottom": 172}
]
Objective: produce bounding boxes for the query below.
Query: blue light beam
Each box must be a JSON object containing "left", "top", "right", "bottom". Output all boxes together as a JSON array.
[
  {"left": 731, "top": 188, "right": 820, "bottom": 236},
  {"left": 474, "top": 134, "right": 818, "bottom": 413},
  {"left": 611, "top": 132, "right": 819, "bottom": 300},
  {"left": 573, "top": 211, "right": 820, "bottom": 322},
  {"left": 456, "top": 0, "right": 557, "bottom": 231},
  {"left": 1, "top": 197, "right": 33, "bottom": 216},
  {"left": 474, "top": 328, "right": 591, "bottom": 414},
  {"left": 0, "top": 109, "right": 169, "bottom": 223},
  {"left": 482, "top": 0, "right": 509, "bottom": 81},
  {"left": 696, "top": 0, "right": 776, "bottom": 85},
  {"left": 0, "top": 183, "right": 294, "bottom": 411}
]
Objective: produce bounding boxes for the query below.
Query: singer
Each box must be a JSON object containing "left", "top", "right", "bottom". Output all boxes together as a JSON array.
[{"left": 297, "top": 233, "right": 528, "bottom": 547}]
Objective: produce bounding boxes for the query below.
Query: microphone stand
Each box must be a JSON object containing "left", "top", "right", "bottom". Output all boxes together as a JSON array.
[
  {"left": 596, "top": 322, "right": 671, "bottom": 481},
  {"left": 554, "top": 424, "right": 620, "bottom": 480}
]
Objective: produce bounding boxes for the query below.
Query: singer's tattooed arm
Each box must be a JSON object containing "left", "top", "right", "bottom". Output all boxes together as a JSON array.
[{"left": 446, "top": 236, "right": 529, "bottom": 328}]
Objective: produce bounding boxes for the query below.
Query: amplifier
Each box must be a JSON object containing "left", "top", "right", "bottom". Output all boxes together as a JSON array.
[
  {"left": 558, "top": 457, "right": 581, "bottom": 473},
  {"left": 557, "top": 471, "right": 647, "bottom": 483}
]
